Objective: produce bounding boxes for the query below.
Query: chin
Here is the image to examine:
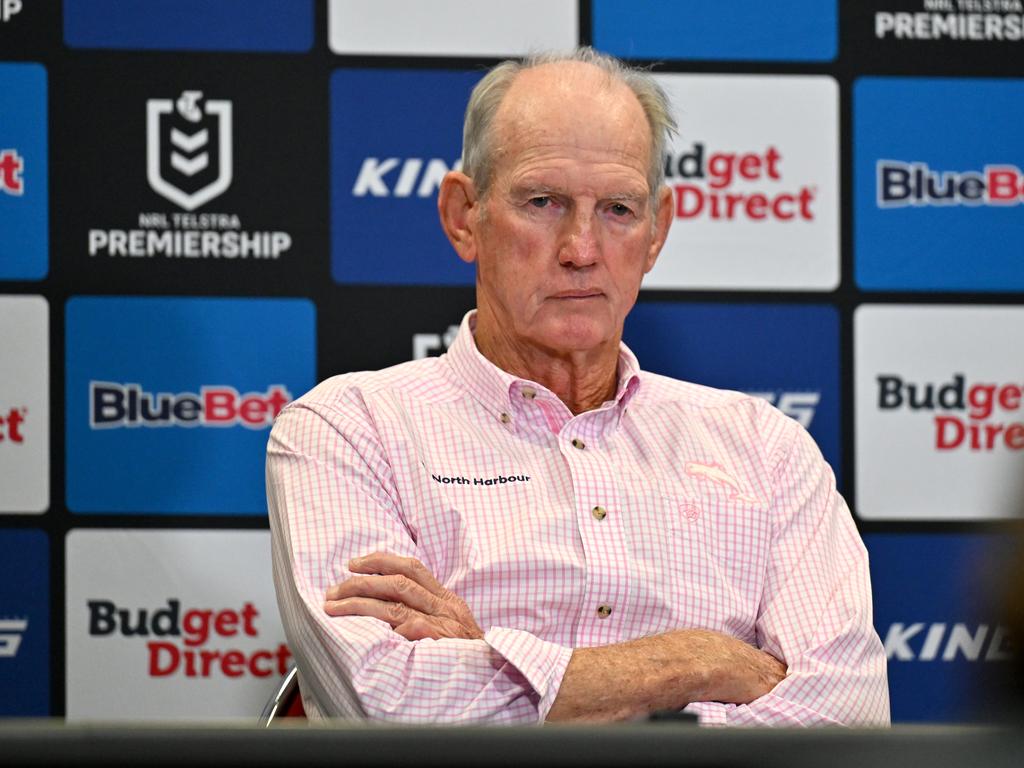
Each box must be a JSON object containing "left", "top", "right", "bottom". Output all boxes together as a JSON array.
[{"left": 538, "top": 314, "right": 612, "bottom": 354}]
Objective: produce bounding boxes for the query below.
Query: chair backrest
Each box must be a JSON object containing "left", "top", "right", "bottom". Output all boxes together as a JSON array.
[{"left": 259, "top": 666, "right": 306, "bottom": 725}]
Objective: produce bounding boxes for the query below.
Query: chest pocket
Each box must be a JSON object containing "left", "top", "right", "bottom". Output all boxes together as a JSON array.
[{"left": 623, "top": 471, "right": 771, "bottom": 640}]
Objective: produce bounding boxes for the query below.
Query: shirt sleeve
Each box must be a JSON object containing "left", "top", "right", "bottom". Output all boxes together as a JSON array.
[
  {"left": 685, "top": 411, "right": 890, "bottom": 727},
  {"left": 266, "top": 394, "right": 572, "bottom": 723}
]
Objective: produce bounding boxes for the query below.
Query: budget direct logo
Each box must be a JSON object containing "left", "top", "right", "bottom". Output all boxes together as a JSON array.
[
  {"left": 86, "top": 598, "right": 290, "bottom": 680},
  {"left": 66, "top": 296, "right": 315, "bottom": 515},
  {"left": 331, "top": 69, "right": 481, "bottom": 286},
  {"left": 667, "top": 143, "right": 816, "bottom": 222},
  {"left": 648, "top": 74, "right": 839, "bottom": 291},
  {"left": 855, "top": 305, "right": 1024, "bottom": 520},
  {"left": 855, "top": 78, "right": 1024, "bottom": 291},
  {"left": 0, "top": 530, "right": 49, "bottom": 715},
  {"left": 0, "top": 62, "right": 47, "bottom": 280},
  {"left": 67, "top": 530, "right": 289, "bottom": 720},
  {"left": 0, "top": 295, "right": 49, "bottom": 514},
  {"left": 876, "top": 373, "right": 1024, "bottom": 452}
]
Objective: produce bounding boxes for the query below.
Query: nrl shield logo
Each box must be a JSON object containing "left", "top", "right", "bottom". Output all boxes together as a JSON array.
[{"left": 146, "top": 90, "right": 232, "bottom": 211}]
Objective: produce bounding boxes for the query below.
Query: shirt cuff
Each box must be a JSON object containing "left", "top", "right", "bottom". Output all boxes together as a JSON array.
[
  {"left": 682, "top": 701, "right": 733, "bottom": 726},
  {"left": 484, "top": 627, "right": 574, "bottom": 723}
]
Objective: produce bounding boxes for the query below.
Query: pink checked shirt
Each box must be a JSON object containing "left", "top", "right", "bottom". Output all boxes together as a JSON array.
[{"left": 267, "top": 311, "right": 889, "bottom": 726}]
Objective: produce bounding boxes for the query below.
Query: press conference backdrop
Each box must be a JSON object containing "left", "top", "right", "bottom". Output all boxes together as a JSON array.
[{"left": 1, "top": 0, "right": 1022, "bottom": 722}]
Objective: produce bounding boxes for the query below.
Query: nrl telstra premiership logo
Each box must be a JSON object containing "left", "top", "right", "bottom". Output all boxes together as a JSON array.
[{"left": 146, "top": 90, "right": 233, "bottom": 211}]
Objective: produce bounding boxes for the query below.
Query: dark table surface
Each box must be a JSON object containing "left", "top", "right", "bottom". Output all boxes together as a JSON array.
[{"left": 1, "top": 721, "right": 1022, "bottom": 768}]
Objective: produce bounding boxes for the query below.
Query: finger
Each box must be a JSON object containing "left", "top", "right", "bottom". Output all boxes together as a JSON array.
[
  {"left": 323, "top": 596, "right": 415, "bottom": 628},
  {"left": 393, "top": 616, "right": 443, "bottom": 642},
  {"left": 326, "top": 574, "right": 440, "bottom": 615},
  {"left": 348, "top": 552, "right": 446, "bottom": 597}
]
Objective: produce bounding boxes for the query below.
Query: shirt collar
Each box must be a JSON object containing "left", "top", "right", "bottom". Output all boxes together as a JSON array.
[{"left": 443, "top": 310, "right": 643, "bottom": 424}]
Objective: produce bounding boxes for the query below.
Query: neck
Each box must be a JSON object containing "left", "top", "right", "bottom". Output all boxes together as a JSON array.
[{"left": 473, "top": 310, "right": 621, "bottom": 415}]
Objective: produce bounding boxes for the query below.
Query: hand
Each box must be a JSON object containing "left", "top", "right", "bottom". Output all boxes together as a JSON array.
[
  {"left": 324, "top": 552, "right": 483, "bottom": 642},
  {"left": 679, "top": 629, "right": 787, "bottom": 704}
]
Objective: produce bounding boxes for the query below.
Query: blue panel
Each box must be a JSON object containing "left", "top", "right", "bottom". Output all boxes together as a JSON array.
[
  {"left": 64, "top": 0, "right": 312, "bottom": 52},
  {"left": 593, "top": 0, "right": 837, "bottom": 62},
  {"left": 330, "top": 69, "right": 481, "bottom": 286},
  {"left": 865, "top": 533, "right": 1018, "bottom": 723},
  {"left": 0, "top": 63, "right": 48, "bottom": 280},
  {"left": 66, "top": 297, "right": 316, "bottom": 514},
  {"left": 0, "top": 530, "right": 49, "bottom": 716},
  {"left": 623, "top": 302, "right": 841, "bottom": 484},
  {"left": 855, "top": 78, "right": 1024, "bottom": 291}
]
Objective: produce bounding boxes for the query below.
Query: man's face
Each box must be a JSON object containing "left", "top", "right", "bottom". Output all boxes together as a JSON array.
[{"left": 468, "top": 62, "right": 672, "bottom": 357}]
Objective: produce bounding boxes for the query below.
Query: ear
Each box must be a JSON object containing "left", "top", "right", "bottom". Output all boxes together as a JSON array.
[
  {"left": 438, "top": 171, "right": 480, "bottom": 264},
  {"left": 644, "top": 185, "right": 674, "bottom": 274}
]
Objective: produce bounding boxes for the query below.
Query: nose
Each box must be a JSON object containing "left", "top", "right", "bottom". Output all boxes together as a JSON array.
[{"left": 558, "top": 207, "right": 599, "bottom": 268}]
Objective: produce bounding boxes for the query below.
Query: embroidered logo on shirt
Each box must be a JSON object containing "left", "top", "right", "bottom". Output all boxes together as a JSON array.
[
  {"left": 431, "top": 473, "right": 530, "bottom": 487},
  {"left": 684, "top": 461, "right": 763, "bottom": 505}
]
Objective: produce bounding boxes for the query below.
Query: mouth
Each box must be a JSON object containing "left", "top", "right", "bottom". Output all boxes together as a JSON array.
[{"left": 550, "top": 289, "right": 603, "bottom": 300}]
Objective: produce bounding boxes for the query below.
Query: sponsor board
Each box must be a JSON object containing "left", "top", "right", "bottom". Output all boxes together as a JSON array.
[
  {"left": 0, "top": 296, "right": 49, "bottom": 513},
  {"left": 0, "top": 529, "right": 49, "bottom": 716},
  {"left": 330, "top": 69, "right": 481, "bottom": 286},
  {"left": 65, "top": 296, "right": 315, "bottom": 514},
  {"left": 865, "top": 533, "right": 1018, "bottom": 722},
  {"left": 623, "top": 303, "right": 841, "bottom": 482},
  {"left": 592, "top": 0, "right": 838, "bottom": 61},
  {"left": 328, "top": 0, "right": 576, "bottom": 56},
  {"left": 855, "top": 77, "right": 1024, "bottom": 291},
  {"left": 59, "top": 62, "right": 323, "bottom": 292},
  {"left": 66, "top": 529, "right": 289, "bottom": 720},
  {"left": 647, "top": 75, "right": 839, "bottom": 291},
  {"left": 0, "top": 62, "right": 47, "bottom": 280},
  {"left": 64, "top": 0, "right": 312, "bottom": 52},
  {"left": 855, "top": 305, "right": 1024, "bottom": 520}
]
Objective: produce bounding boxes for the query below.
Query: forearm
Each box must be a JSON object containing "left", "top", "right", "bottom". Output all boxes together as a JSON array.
[{"left": 546, "top": 629, "right": 784, "bottom": 722}]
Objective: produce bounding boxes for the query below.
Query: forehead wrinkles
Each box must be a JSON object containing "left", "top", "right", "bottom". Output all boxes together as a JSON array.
[{"left": 489, "top": 64, "right": 652, "bottom": 183}]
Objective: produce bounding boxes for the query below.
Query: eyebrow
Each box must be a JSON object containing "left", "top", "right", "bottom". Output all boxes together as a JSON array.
[{"left": 510, "top": 184, "right": 649, "bottom": 204}]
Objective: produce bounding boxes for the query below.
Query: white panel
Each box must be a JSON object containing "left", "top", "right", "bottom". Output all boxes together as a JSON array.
[
  {"left": 855, "top": 305, "right": 1024, "bottom": 520},
  {"left": 329, "top": 0, "right": 578, "bottom": 56},
  {"left": 66, "top": 530, "right": 288, "bottom": 720},
  {"left": 647, "top": 74, "right": 840, "bottom": 291},
  {"left": 0, "top": 295, "right": 48, "bottom": 513}
]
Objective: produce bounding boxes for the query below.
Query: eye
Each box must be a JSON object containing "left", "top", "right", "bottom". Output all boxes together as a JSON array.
[
  {"left": 609, "top": 203, "right": 633, "bottom": 217},
  {"left": 528, "top": 196, "right": 551, "bottom": 208}
]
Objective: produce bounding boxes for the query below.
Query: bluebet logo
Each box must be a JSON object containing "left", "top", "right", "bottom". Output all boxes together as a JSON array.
[
  {"left": 854, "top": 78, "right": 1024, "bottom": 291},
  {"left": 89, "top": 383, "right": 290, "bottom": 430},
  {"left": 66, "top": 296, "right": 315, "bottom": 514},
  {"left": 877, "top": 160, "right": 1024, "bottom": 207}
]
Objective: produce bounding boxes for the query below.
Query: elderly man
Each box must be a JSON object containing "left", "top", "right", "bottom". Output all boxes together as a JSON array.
[{"left": 267, "top": 48, "right": 889, "bottom": 726}]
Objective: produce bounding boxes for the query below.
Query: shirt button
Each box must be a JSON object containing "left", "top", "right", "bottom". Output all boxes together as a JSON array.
[
  {"left": 521, "top": 387, "right": 536, "bottom": 400},
  {"left": 596, "top": 605, "right": 612, "bottom": 619},
  {"left": 591, "top": 506, "right": 607, "bottom": 521},
  {"left": 499, "top": 412, "right": 510, "bottom": 424},
  {"left": 571, "top": 438, "right": 585, "bottom": 450}
]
